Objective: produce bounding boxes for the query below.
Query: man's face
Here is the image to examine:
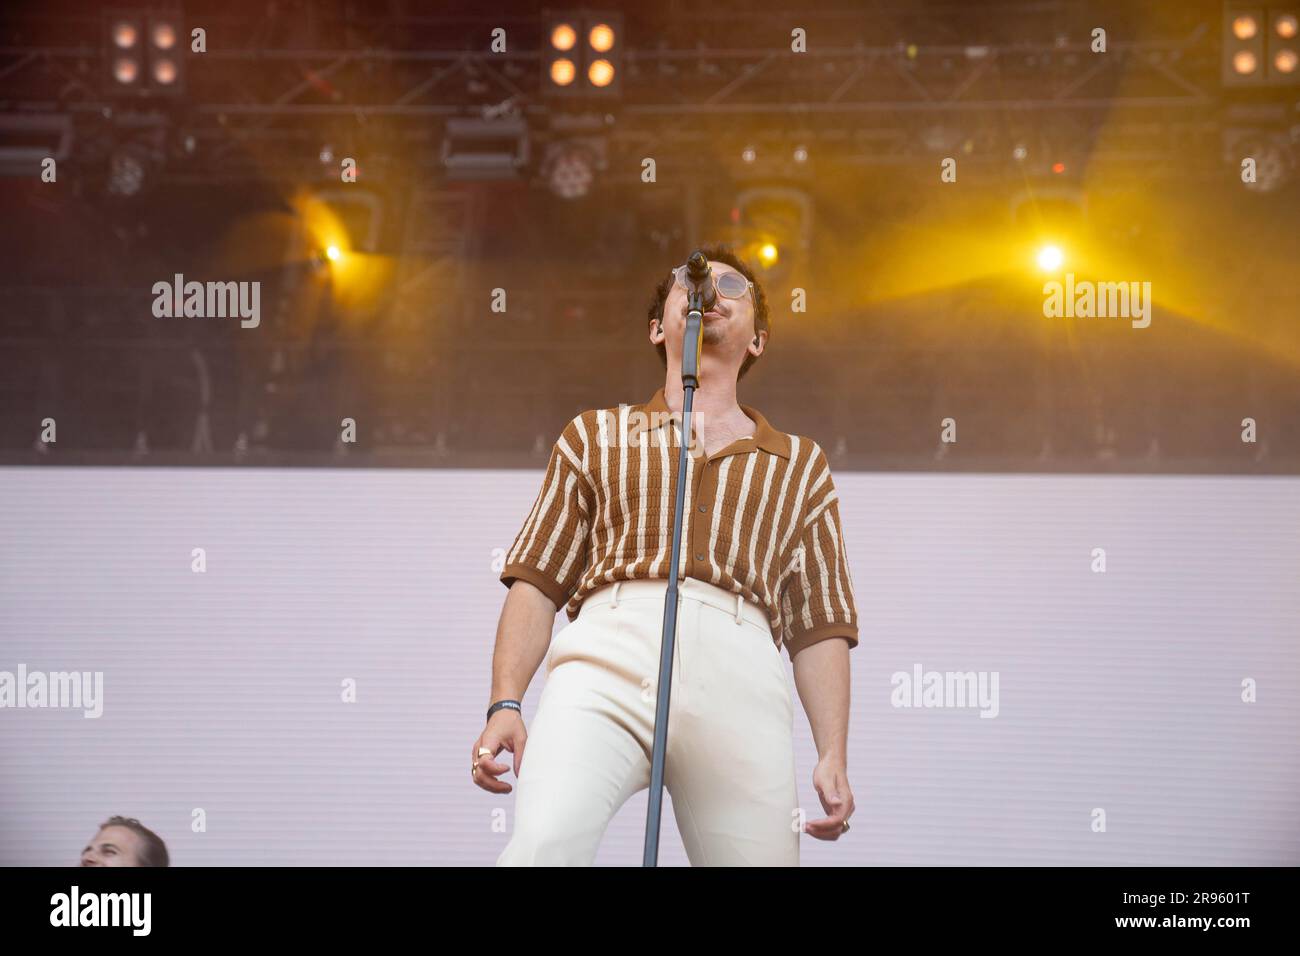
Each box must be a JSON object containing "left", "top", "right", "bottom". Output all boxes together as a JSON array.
[
  {"left": 654, "top": 259, "right": 763, "bottom": 372},
  {"left": 80, "top": 825, "right": 145, "bottom": 867}
]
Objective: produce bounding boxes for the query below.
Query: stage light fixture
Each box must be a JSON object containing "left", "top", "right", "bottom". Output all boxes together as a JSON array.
[
  {"left": 1270, "top": 9, "right": 1300, "bottom": 79},
  {"left": 542, "top": 11, "right": 622, "bottom": 97},
  {"left": 108, "top": 15, "right": 142, "bottom": 87},
  {"left": 1224, "top": 6, "right": 1299, "bottom": 85},
  {"left": 112, "top": 20, "right": 139, "bottom": 48},
  {"left": 152, "top": 22, "right": 177, "bottom": 49},
  {"left": 146, "top": 14, "right": 184, "bottom": 91},
  {"left": 589, "top": 23, "right": 615, "bottom": 52},
  {"left": 113, "top": 57, "right": 140, "bottom": 84},
  {"left": 551, "top": 59, "right": 576, "bottom": 85},
  {"left": 1225, "top": 7, "right": 1265, "bottom": 83},
  {"left": 106, "top": 9, "right": 185, "bottom": 94},
  {"left": 544, "top": 140, "right": 601, "bottom": 200},
  {"left": 588, "top": 59, "right": 614, "bottom": 87},
  {"left": 551, "top": 23, "right": 577, "bottom": 50},
  {"left": 106, "top": 144, "right": 150, "bottom": 196},
  {"left": 734, "top": 187, "right": 812, "bottom": 281},
  {"left": 153, "top": 59, "right": 178, "bottom": 85},
  {"left": 441, "top": 117, "right": 530, "bottom": 180}
]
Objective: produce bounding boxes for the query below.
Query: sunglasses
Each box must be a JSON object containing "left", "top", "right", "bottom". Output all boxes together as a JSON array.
[{"left": 671, "top": 265, "right": 754, "bottom": 301}]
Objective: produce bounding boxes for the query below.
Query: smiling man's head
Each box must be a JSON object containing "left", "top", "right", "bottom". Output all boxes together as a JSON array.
[
  {"left": 80, "top": 816, "right": 170, "bottom": 867},
  {"left": 646, "top": 243, "right": 770, "bottom": 382}
]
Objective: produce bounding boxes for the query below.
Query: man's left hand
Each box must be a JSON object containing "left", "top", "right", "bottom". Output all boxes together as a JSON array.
[{"left": 803, "top": 756, "right": 854, "bottom": 841}]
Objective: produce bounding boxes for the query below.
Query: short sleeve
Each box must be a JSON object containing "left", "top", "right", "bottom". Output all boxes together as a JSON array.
[
  {"left": 780, "top": 449, "right": 859, "bottom": 659},
  {"left": 499, "top": 416, "right": 593, "bottom": 610}
]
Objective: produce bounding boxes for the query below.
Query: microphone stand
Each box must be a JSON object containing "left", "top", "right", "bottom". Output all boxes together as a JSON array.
[{"left": 642, "top": 285, "right": 705, "bottom": 866}]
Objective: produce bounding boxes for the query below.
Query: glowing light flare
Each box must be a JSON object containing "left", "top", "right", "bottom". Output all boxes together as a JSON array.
[
  {"left": 153, "top": 59, "right": 178, "bottom": 85},
  {"left": 758, "top": 243, "right": 779, "bottom": 267},
  {"left": 113, "top": 57, "right": 140, "bottom": 84},
  {"left": 112, "top": 21, "right": 138, "bottom": 48},
  {"left": 589, "top": 23, "right": 615, "bottom": 52},
  {"left": 550, "top": 58, "right": 576, "bottom": 86},
  {"left": 151, "top": 22, "right": 177, "bottom": 50},
  {"left": 550, "top": 24, "right": 576, "bottom": 51},
  {"left": 1233, "top": 49, "right": 1259, "bottom": 74},
  {"left": 588, "top": 59, "right": 615, "bottom": 87},
  {"left": 1233, "top": 15, "right": 1259, "bottom": 40},
  {"left": 1036, "top": 244, "right": 1065, "bottom": 272}
]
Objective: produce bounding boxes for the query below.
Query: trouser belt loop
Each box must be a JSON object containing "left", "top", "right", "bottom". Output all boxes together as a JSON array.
[
  {"left": 609, "top": 580, "right": 621, "bottom": 609},
  {"left": 734, "top": 592, "right": 743, "bottom": 624}
]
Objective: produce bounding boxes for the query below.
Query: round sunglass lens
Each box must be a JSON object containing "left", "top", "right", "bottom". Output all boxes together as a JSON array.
[{"left": 717, "top": 273, "right": 748, "bottom": 297}]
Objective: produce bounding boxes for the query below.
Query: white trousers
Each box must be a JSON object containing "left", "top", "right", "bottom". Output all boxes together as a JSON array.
[{"left": 497, "top": 576, "right": 799, "bottom": 866}]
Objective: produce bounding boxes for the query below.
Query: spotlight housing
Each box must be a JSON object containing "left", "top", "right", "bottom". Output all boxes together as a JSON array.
[
  {"left": 542, "top": 10, "right": 622, "bottom": 97},
  {"left": 1223, "top": 6, "right": 1300, "bottom": 86},
  {"left": 105, "top": 8, "right": 185, "bottom": 95}
]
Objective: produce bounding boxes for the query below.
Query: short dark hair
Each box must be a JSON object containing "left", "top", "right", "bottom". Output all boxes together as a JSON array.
[
  {"left": 647, "top": 243, "right": 770, "bottom": 381},
  {"left": 100, "top": 816, "right": 170, "bottom": 867}
]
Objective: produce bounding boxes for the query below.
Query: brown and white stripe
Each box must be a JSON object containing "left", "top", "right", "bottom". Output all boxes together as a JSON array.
[{"left": 501, "top": 386, "right": 858, "bottom": 658}]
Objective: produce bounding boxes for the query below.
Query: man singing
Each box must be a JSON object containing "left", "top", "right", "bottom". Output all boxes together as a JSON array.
[
  {"left": 473, "top": 244, "right": 858, "bottom": 865},
  {"left": 79, "top": 815, "right": 170, "bottom": 867}
]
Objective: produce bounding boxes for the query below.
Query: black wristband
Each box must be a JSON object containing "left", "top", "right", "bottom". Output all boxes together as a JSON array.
[{"left": 487, "top": 699, "right": 521, "bottom": 721}]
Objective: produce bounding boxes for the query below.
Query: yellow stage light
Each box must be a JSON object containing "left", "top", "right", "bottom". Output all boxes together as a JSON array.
[
  {"left": 113, "top": 57, "right": 139, "bottom": 84},
  {"left": 112, "top": 21, "right": 138, "bottom": 48},
  {"left": 1036, "top": 245, "right": 1064, "bottom": 272},
  {"left": 152, "top": 23, "right": 177, "bottom": 50},
  {"left": 758, "top": 243, "right": 779, "bottom": 267},
  {"left": 589, "top": 23, "right": 615, "bottom": 52},
  {"left": 1233, "top": 49, "right": 1259, "bottom": 74},
  {"left": 551, "top": 58, "right": 576, "bottom": 85},
  {"left": 1276, "top": 14, "right": 1297, "bottom": 39},
  {"left": 1233, "top": 15, "right": 1258, "bottom": 40},
  {"left": 551, "top": 24, "right": 576, "bottom": 51},
  {"left": 153, "top": 59, "right": 177, "bottom": 85},
  {"left": 326, "top": 245, "right": 342, "bottom": 262},
  {"left": 1275, "top": 49, "right": 1298, "bottom": 73},
  {"left": 588, "top": 59, "right": 615, "bottom": 87}
]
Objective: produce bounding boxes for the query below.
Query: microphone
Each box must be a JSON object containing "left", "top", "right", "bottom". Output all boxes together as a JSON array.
[{"left": 683, "top": 250, "right": 717, "bottom": 313}]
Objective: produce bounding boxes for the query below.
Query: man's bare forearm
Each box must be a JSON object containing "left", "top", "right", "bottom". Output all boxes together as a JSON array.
[
  {"left": 791, "top": 637, "right": 851, "bottom": 763},
  {"left": 489, "top": 580, "right": 559, "bottom": 706}
]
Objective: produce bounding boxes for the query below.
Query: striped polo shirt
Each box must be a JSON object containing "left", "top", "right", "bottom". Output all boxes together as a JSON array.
[{"left": 500, "top": 386, "right": 859, "bottom": 659}]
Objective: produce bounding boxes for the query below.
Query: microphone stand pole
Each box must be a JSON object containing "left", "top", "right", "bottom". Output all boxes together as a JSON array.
[{"left": 642, "top": 289, "right": 704, "bottom": 866}]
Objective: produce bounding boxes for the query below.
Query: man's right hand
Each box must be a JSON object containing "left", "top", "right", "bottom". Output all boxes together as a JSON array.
[{"left": 471, "top": 710, "right": 528, "bottom": 793}]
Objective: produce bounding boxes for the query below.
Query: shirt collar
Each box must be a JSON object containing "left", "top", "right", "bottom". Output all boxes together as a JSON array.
[{"left": 626, "top": 386, "right": 791, "bottom": 460}]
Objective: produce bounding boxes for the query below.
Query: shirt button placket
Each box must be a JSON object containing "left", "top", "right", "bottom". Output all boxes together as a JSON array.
[{"left": 694, "top": 458, "right": 710, "bottom": 567}]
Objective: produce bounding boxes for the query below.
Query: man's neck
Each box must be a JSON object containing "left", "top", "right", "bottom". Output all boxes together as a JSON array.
[{"left": 661, "top": 364, "right": 747, "bottom": 431}]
